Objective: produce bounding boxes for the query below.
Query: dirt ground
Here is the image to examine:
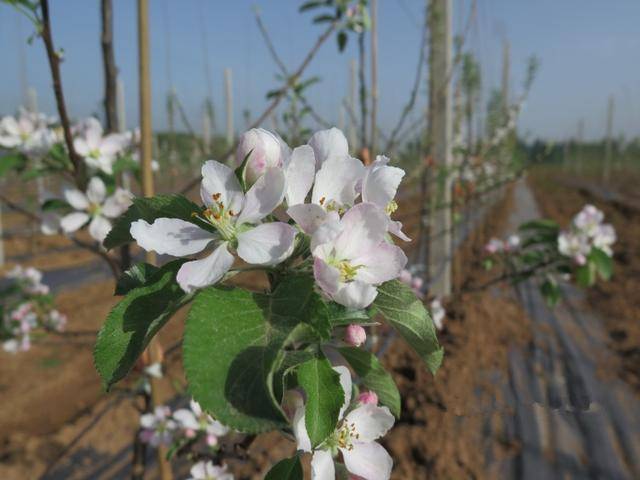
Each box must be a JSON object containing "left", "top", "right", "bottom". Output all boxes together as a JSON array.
[
  {"left": 527, "top": 167, "right": 640, "bottom": 396},
  {"left": 0, "top": 182, "right": 534, "bottom": 479}
]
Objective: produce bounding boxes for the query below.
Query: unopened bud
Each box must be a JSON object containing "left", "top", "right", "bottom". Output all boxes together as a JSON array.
[
  {"left": 236, "top": 128, "right": 285, "bottom": 185},
  {"left": 357, "top": 391, "right": 378, "bottom": 405},
  {"left": 344, "top": 324, "right": 366, "bottom": 347}
]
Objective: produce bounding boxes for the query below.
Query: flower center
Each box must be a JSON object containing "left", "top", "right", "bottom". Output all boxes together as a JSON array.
[
  {"left": 336, "top": 260, "right": 362, "bottom": 282},
  {"left": 201, "top": 193, "right": 237, "bottom": 241},
  {"left": 318, "top": 196, "right": 346, "bottom": 214},
  {"left": 385, "top": 200, "right": 398, "bottom": 215},
  {"left": 89, "top": 149, "right": 101, "bottom": 159},
  {"left": 88, "top": 203, "right": 101, "bottom": 216},
  {"left": 336, "top": 421, "right": 360, "bottom": 451}
]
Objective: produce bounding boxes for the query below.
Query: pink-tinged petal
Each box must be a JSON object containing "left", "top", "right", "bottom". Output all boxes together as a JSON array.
[
  {"left": 333, "top": 365, "right": 352, "bottom": 417},
  {"left": 343, "top": 404, "right": 394, "bottom": 442},
  {"left": 236, "top": 168, "right": 285, "bottom": 225},
  {"left": 236, "top": 222, "right": 296, "bottom": 265},
  {"left": 292, "top": 405, "right": 312, "bottom": 452},
  {"left": 313, "top": 257, "right": 341, "bottom": 296},
  {"left": 60, "top": 212, "right": 90, "bottom": 233},
  {"left": 139, "top": 413, "right": 156, "bottom": 429},
  {"left": 130, "top": 218, "right": 214, "bottom": 256},
  {"left": 176, "top": 242, "right": 234, "bottom": 293},
  {"left": 311, "top": 449, "right": 335, "bottom": 480},
  {"left": 236, "top": 128, "right": 285, "bottom": 185},
  {"left": 287, "top": 203, "right": 328, "bottom": 235},
  {"left": 388, "top": 220, "right": 411, "bottom": 241},
  {"left": 89, "top": 215, "right": 112, "bottom": 242},
  {"left": 354, "top": 243, "right": 407, "bottom": 285},
  {"left": 86, "top": 177, "right": 107, "bottom": 205},
  {"left": 100, "top": 133, "right": 127, "bottom": 156},
  {"left": 285, "top": 145, "right": 316, "bottom": 206},
  {"left": 73, "top": 137, "right": 90, "bottom": 157},
  {"left": 341, "top": 441, "right": 393, "bottom": 480},
  {"left": 85, "top": 120, "right": 103, "bottom": 150},
  {"left": 334, "top": 203, "right": 388, "bottom": 259},
  {"left": 310, "top": 213, "right": 343, "bottom": 252},
  {"left": 362, "top": 157, "right": 404, "bottom": 209},
  {"left": 63, "top": 187, "right": 89, "bottom": 210},
  {"left": 308, "top": 127, "right": 349, "bottom": 168},
  {"left": 200, "top": 160, "right": 244, "bottom": 214},
  {"left": 173, "top": 409, "right": 199, "bottom": 431},
  {"left": 333, "top": 281, "right": 378, "bottom": 310},
  {"left": 312, "top": 157, "right": 365, "bottom": 209}
]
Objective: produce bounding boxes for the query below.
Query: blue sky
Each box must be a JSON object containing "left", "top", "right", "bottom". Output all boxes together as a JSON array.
[{"left": 0, "top": 0, "right": 638, "bottom": 142}]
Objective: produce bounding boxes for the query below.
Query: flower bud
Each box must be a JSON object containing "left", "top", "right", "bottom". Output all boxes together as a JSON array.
[
  {"left": 236, "top": 128, "right": 285, "bottom": 185},
  {"left": 344, "top": 324, "right": 366, "bottom": 347},
  {"left": 357, "top": 390, "right": 379, "bottom": 405}
]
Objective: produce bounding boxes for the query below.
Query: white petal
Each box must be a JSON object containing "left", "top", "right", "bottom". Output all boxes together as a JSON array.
[
  {"left": 73, "top": 137, "right": 90, "bottom": 156},
  {"left": 362, "top": 157, "right": 404, "bottom": 209},
  {"left": 89, "top": 215, "right": 112, "bottom": 242},
  {"left": 292, "top": 405, "right": 312, "bottom": 452},
  {"left": 173, "top": 409, "right": 200, "bottom": 431},
  {"left": 100, "top": 133, "right": 127, "bottom": 156},
  {"left": 344, "top": 404, "right": 394, "bottom": 442},
  {"left": 176, "top": 242, "right": 234, "bottom": 293},
  {"left": 236, "top": 168, "right": 285, "bottom": 225},
  {"left": 85, "top": 119, "right": 103, "bottom": 149},
  {"left": 354, "top": 243, "right": 407, "bottom": 285},
  {"left": 130, "top": 218, "right": 214, "bottom": 256},
  {"left": 63, "top": 188, "right": 89, "bottom": 210},
  {"left": 236, "top": 222, "right": 296, "bottom": 265},
  {"left": 102, "top": 190, "right": 131, "bottom": 218},
  {"left": 312, "top": 157, "right": 365, "bottom": 209},
  {"left": 139, "top": 413, "right": 156, "bottom": 429},
  {"left": 333, "top": 365, "right": 352, "bottom": 417},
  {"left": 333, "top": 281, "right": 378, "bottom": 310},
  {"left": 308, "top": 127, "right": 349, "bottom": 168},
  {"left": 200, "top": 160, "right": 244, "bottom": 214},
  {"left": 60, "top": 212, "right": 90, "bottom": 233},
  {"left": 311, "top": 449, "right": 335, "bottom": 480},
  {"left": 310, "top": 211, "right": 342, "bottom": 252},
  {"left": 334, "top": 203, "right": 388, "bottom": 260},
  {"left": 287, "top": 203, "right": 329, "bottom": 235},
  {"left": 86, "top": 177, "right": 107, "bottom": 205},
  {"left": 313, "top": 257, "right": 341, "bottom": 296},
  {"left": 285, "top": 145, "right": 316, "bottom": 206},
  {"left": 41, "top": 213, "right": 60, "bottom": 235},
  {"left": 342, "top": 441, "right": 393, "bottom": 480},
  {"left": 388, "top": 220, "right": 411, "bottom": 241},
  {"left": 189, "top": 461, "right": 208, "bottom": 479}
]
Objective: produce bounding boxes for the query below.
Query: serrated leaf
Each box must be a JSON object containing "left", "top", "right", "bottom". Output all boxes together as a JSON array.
[
  {"left": 265, "top": 455, "right": 303, "bottom": 480},
  {"left": 298, "top": 356, "right": 344, "bottom": 447},
  {"left": 114, "top": 262, "right": 161, "bottom": 295},
  {"left": 103, "top": 194, "right": 203, "bottom": 250},
  {"left": 338, "top": 347, "right": 401, "bottom": 418},
  {"left": 94, "top": 260, "right": 190, "bottom": 389},
  {"left": 183, "top": 275, "right": 327, "bottom": 433},
  {"left": 589, "top": 247, "right": 613, "bottom": 281},
  {"left": 373, "top": 280, "right": 443, "bottom": 375}
]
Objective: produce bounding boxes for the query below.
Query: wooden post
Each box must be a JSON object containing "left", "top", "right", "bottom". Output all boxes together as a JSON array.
[
  {"left": 604, "top": 95, "right": 614, "bottom": 184},
  {"left": 349, "top": 58, "right": 357, "bottom": 151},
  {"left": 136, "top": 1, "right": 172, "bottom": 479},
  {"left": 370, "top": 0, "right": 378, "bottom": 156},
  {"left": 224, "top": 68, "right": 234, "bottom": 160},
  {"left": 427, "top": 0, "right": 453, "bottom": 298},
  {"left": 0, "top": 201, "right": 4, "bottom": 268}
]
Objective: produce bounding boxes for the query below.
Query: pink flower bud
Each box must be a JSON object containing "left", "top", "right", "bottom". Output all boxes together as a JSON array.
[
  {"left": 206, "top": 434, "right": 218, "bottom": 447},
  {"left": 236, "top": 128, "right": 285, "bottom": 185},
  {"left": 344, "top": 324, "right": 366, "bottom": 347},
  {"left": 357, "top": 391, "right": 378, "bottom": 405},
  {"left": 399, "top": 269, "right": 412, "bottom": 285},
  {"left": 411, "top": 276, "right": 423, "bottom": 291},
  {"left": 184, "top": 428, "right": 196, "bottom": 439}
]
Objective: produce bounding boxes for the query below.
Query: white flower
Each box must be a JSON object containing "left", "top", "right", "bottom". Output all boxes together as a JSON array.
[
  {"left": 139, "top": 406, "right": 177, "bottom": 447},
  {"left": 173, "top": 399, "right": 229, "bottom": 441},
  {"left": 293, "top": 366, "right": 395, "bottom": 480},
  {"left": 430, "top": 298, "right": 445, "bottom": 330},
  {"left": 361, "top": 156, "right": 410, "bottom": 241},
  {"left": 592, "top": 223, "right": 616, "bottom": 256},
  {"left": 46, "top": 309, "right": 67, "bottom": 332},
  {"left": 59, "top": 177, "right": 132, "bottom": 242},
  {"left": 73, "top": 117, "right": 127, "bottom": 174},
  {"left": 236, "top": 128, "right": 288, "bottom": 185},
  {"left": 308, "top": 127, "right": 349, "bottom": 170},
  {"left": 505, "top": 234, "right": 520, "bottom": 251},
  {"left": 558, "top": 231, "right": 590, "bottom": 266},
  {"left": 0, "top": 108, "right": 56, "bottom": 156},
  {"left": 131, "top": 160, "right": 296, "bottom": 293},
  {"left": 311, "top": 203, "right": 407, "bottom": 309},
  {"left": 573, "top": 204, "right": 604, "bottom": 237},
  {"left": 6, "top": 266, "right": 49, "bottom": 295},
  {"left": 188, "top": 461, "right": 233, "bottom": 480},
  {"left": 143, "top": 362, "right": 163, "bottom": 379}
]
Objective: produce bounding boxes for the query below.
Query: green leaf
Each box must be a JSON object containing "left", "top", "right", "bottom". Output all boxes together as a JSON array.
[
  {"left": 373, "top": 280, "right": 443, "bottom": 375},
  {"left": 0, "top": 153, "right": 26, "bottom": 177},
  {"left": 103, "top": 194, "right": 203, "bottom": 250},
  {"left": 540, "top": 278, "right": 561, "bottom": 307},
  {"left": 94, "top": 260, "right": 190, "bottom": 389},
  {"left": 41, "top": 198, "right": 70, "bottom": 212},
  {"left": 337, "top": 30, "right": 348, "bottom": 52},
  {"left": 234, "top": 149, "right": 253, "bottom": 190},
  {"left": 518, "top": 219, "right": 559, "bottom": 233},
  {"left": 183, "top": 275, "right": 327, "bottom": 433},
  {"left": 112, "top": 156, "right": 140, "bottom": 176},
  {"left": 576, "top": 262, "right": 596, "bottom": 287},
  {"left": 313, "top": 13, "right": 335, "bottom": 24},
  {"left": 114, "top": 262, "right": 161, "bottom": 295},
  {"left": 338, "top": 347, "right": 401, "bottom": 418},
  {"left": 325, "top": 302, "right": 371, "bottom": 328},
  {"left": 589, "top": 248, "right": 613, "bottom": 281},
  {"left": 265, "top": 455, "right": 303, "bottom": 480},
  {"left": 298, "top": 356, "right": 344, "bottom": 447},
  {"left": 299, "top": 0, "right": 324, "bottom": 12}
]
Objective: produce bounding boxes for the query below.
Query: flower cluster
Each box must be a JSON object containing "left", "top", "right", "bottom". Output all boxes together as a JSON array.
[
  {"left": 485, "top": 234, "right": 520, "bottom": 254},
  {"left": 131, "top": 127, "right": 409, "bottom": 309},
  {"left": 399, "top": 268, "right": 423, "bottom": 297},
  {"left": 139, "top": 399, "right": 229, "bottom": 450},
  {"left": 0, "top": 108, "right": 58, "bottom": 157},
  {"left": 2, "top": 266, "right": 66, "bottom": 354},
  {"left": 292, "top": 365, "right": 395, "bottom": 480},
  {"left": 558, "top": 205, "right": 616, "bottom": 265}
]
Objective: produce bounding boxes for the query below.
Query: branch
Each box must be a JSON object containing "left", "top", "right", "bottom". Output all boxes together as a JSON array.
[
  {"left": 0, "top": 193, "right": 41, "bottom": 222},
  {"left": 39, "top": 0, "right": 85, "bottom": 187},
  {"left": 100, "top": 0, "right": 118, "bottom": 133}
]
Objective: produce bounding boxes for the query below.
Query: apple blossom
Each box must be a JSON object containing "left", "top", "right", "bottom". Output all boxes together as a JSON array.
[
  {"left": 139, "top": 406, "right": 177, "bottom": 447},
  {"left": 592, "top": 223, "right": 616, "bottom": 256},
  {"left": 485, "top": 238, "right": 504, "bottom": 254},
  {"left": 130, "top": 160, "right": 297, "bottom": 293},
  {"left": 236, "top": 128, "right": 288, "bottom": 185},
  {"left": 293, "top": 366, "right": 395, "bottom": 480},
  {"left": 307, "top": 127, "right": 349, "bottom": 169},
  {"left": 59, "top": 177, "right": 133, "bottom": 242},
  {"left": 0, "top": 108, "right": 56, "bottom": 156},
  {"left": 430, "top": 298, "right": 446, "bottom": 331},
  {"left": 505, "top": 234, "right": 521, "bottom": 251},
  {"left": 73, "top": 117, "right": 128, "bottom": 174},
  {"left": 357, "top": 391, "right": 379, "bottom": 406},
  {"left": 173, "top": 399, "right": 229, "bottom": 443},
  {"left": 187, "top": 461, "right": 233, "bottom": 480},
  {"left": 558, "top": 231, "right": 590, "bottom": 266},
  {"left": 311, "top": 203, "right": 407, "bottom": 309},
  {"left": 344, "top": 324, "right": 367, "bottom": 347},
  {"left": 573, "top": 204, "right": 604, "bottom": 237}
]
